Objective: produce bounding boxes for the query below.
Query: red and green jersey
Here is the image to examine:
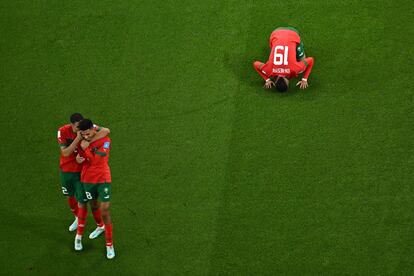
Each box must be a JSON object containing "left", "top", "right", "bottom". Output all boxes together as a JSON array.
[
  {"left": 259, "top": 28, "right": 314, "bottom": 80},
  {"left": 57, "top": 124, "right": 103, "bottom": 173},
  {"left": 78, "top": 136, "right": 111, "bottom": 184},
  {"left": 58, "top": 124, "right": 82, "bottom": 172}
]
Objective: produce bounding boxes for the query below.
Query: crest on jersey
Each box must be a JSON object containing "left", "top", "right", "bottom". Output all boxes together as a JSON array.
[
  {"left": 104, "top": 188, "right": 109, "bottom": 193},
  {"left": 103, "top": 142, "right": 110, "bottom": 149}
]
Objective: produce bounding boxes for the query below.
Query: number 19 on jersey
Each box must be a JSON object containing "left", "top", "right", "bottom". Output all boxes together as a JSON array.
[{"left": 273, "top": 46, "right": 289, "bottom": 65}]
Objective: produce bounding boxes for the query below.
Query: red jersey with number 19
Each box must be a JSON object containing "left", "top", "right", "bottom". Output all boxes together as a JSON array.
[
  {"left": 259, "top": 29, "right": 314, "bottom": 79},
  {"left": 78, "top": 137, "right": 111, "bottom": 184}
]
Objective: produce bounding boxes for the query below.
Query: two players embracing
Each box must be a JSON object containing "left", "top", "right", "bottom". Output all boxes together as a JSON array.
[{"left": 57, "top": 113, "right": 115, "bottom": 259}]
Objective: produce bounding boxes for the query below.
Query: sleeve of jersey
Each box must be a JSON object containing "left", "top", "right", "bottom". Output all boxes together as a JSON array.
[
  {"left": 302, "top": 57, "right": 314, "bottom": 80},
  {"left": 82, "top": 148, "right": 96, "bottom": 161},
  {"left": 57, "top": 129, "right": 66, "bottom": 147},
  {"left": 83, "top": 142, "right": 110, "bottom": 162},
  {"left": 93, "top": 124, "right": 102, "bottom": 131},
  {"left": 258, "top": 62, "right": 273, "bottom": 80},
  {"left": 77, "top": 147, "right": 87, "bottom": 158}
]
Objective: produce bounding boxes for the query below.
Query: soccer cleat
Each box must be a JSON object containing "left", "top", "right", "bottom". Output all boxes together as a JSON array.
[
  {"left": 74, "top": 235, "right": 83, "bottom": 251},
  {"left": 69, "top": 217, "right": 78, "bottom": 232},
  {"left": 89, "top": 225, "right": 105, "bottom": 239},
  {"left": 106, "top": 245, "right": 115, "bottom": 259}
]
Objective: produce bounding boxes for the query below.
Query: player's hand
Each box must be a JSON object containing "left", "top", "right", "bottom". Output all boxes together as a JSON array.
[
  {"left": 80, "top": 140, "right": 90, "bottom": 150},
  {"left": 296, "top": 79, "right": 309, "bottom": 89},
  {"left": 264, "top": 79, "right": 274, "bottom": 89},
  {"left": 75, "top": 131, "right": 82, "bottom": 142},
  {"left": 76, "top": 154, "right": 85, "bottom": 164}
]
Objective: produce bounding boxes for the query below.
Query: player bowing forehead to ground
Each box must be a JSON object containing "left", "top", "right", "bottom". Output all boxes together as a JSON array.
[
  {"left": 57, "top": 113, "right": 110, "bottom": 232},
  {"left": 75, "top": 119, "right": 115, "bottom": 259},
  {"left": 253, "top": 27, "right": 315, "bottom": 92}
]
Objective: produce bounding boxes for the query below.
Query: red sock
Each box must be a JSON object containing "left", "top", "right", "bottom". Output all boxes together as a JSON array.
[
  {"left": 92, "top": 209, "right": 104, "bottom": 227},
  {"left": 105, "top": 224, "right": 113, "bottom": 246},
  {"left": 68, "top": 197, "right": 78, "bottom": 217},
  {"left": 76, "top": 206, "right": 88, "bottom": 236}
]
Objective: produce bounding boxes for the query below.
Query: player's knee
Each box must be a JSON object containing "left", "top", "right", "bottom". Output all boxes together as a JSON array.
[
  {"left": 90, "top": 200, "right": 99, "bottom": 211},
  {"left": 101, "top": 209, "right": 111, "bottom": 223},
  {"left": 101, "top": 207, "right": 109, "bottom": 217}
]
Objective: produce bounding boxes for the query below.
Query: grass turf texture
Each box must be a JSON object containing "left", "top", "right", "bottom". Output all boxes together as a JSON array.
[{"left": 1, "top": 0, "right": 413, "bottom": 274}]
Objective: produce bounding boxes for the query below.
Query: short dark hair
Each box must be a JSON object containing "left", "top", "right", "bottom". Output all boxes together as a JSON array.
[
  {"left": 70, "top": 113, "right": 83, "bottom": 123},
  {"left": 78, "top": 119, "right": 94, "bottom": 131},
  {"left": 275, "top": 77, "right": 288, "bottom": 92}
]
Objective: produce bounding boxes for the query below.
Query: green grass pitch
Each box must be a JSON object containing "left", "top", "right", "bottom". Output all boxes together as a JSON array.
[{"left": 1, "top": 0, "right": 413, "bottom": 274}]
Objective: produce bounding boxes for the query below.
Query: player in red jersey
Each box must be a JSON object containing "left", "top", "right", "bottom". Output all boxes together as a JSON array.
[
  {"left": 57, "top": 113, "right": 109, "bottom": 233},
  {"left": 74, "top": 119, "right": 115, "bottom": 259},
  {"left": 253, "top": 27, "right": 315, "bottom": 92}
]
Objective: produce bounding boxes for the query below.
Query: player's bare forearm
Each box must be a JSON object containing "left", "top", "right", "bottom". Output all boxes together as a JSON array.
[
  {"left": 90, "top": 127, "right": 110, "bottom": 143},
  {"left": 61, "top": 133, "right": 82, "bottom": 157}
]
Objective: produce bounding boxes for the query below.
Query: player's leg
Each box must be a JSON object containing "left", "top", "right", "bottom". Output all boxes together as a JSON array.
[
  {"left": 60, "top": 171, "right": 79, "bottom": 231},
  {"left": 74, "top": 183, "right": 92, "bottom": 251},
  {"left": 74, "top": 202, "right": 87, "bottom": 250},
  {"left": 67, "top": 195, "right": 78, "bottom": 231},
  {"left": 101, "top": 201, "right": 115, "bottom": 259},
  {"left": 98, "top": 183, "right": 115, "bottom": 259},
  {"left": 88, "top": 199, "right": 105, "bottom": 239}
]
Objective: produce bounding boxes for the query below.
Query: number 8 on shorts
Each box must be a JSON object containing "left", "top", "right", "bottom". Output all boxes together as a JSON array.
[{"left": 82, "top": 183, "right": 112, "bottom": 202}]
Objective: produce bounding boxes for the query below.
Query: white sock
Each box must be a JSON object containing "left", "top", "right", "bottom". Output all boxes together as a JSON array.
[{"left": 75, "top": 234, "right": 82, "bottom": 240}]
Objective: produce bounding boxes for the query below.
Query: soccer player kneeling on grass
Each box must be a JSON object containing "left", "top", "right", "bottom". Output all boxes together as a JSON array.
[
  {"left": 74, "top": 119, "right": 115, "bottom": 259},
  {"left": 57, "top": 113, "right": 110, "bottom": 232},
  {"left": 253, "top": 26, "right": 314, "bottom": 92}
]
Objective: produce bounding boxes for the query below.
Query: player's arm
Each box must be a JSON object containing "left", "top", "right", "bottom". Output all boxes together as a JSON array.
[
  {"left": 253, "top": 61, "right": 274, "bottom": 88},
  {"left": 76, "top": 154, "right": 85, "bottom": 164},
  {"left": 90, "top": 126, "right": 110, "bottom": 143},
  {"left": 59, "top": 131, "right": 82, "bottom": 157},
  {"left": 80, "top": 140, "right": 110, "bottom": 163},
  {"left": 296, "top": 57, "right": 314, "bottom": 89}
]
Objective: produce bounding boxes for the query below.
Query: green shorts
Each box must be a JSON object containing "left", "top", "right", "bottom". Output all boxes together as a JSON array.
[
  {"left": 275, "top": 26, "right": 301, "bottom": 35},
  {"left": 296, "top": 41, "right": 305, "bottom": 61},
  {"left": 75, "top": 181, "right": 88, "bottom": 203},
  {"left": 82, "top": 183, "right": 112, "bottom": 202},
  {"left": 60, "top": 171, "right": 79, "bottom": 197}
]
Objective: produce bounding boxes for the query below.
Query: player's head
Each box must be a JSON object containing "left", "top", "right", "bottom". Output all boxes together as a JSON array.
[
  {"left": 275, "top": 76, "right": 289, "bottom": 92},
  {"left": 69, "top": 113, "right": 83, "bottom": 132},
  {"left": 78, "top": 119, "right": 96, "bottom": 141}
]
